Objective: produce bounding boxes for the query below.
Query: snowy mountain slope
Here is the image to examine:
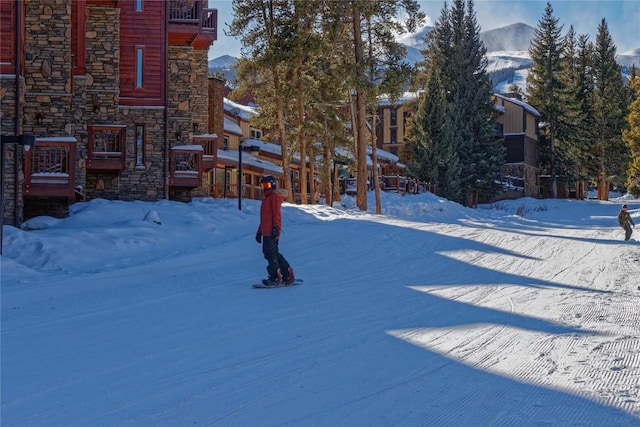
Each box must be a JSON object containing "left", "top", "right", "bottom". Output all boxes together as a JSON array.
[
  {"left": 480, "top": 22, "right": 535, "bottom": 52},
  {"left": 209, "top": 22, "right": 638, "bottom": 93}
]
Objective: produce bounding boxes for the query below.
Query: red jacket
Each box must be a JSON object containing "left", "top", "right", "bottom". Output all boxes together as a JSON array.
[{"left": 258, "top": 188, "right": 287, "bottom": 238}]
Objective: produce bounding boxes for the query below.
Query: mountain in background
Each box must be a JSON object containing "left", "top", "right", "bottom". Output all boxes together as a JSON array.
[
  {"left": 208, "top": 54, "right": 238, "bottom": 82},
  {"left": 209, "top": 22, "right": 639, "bottom": 94}
]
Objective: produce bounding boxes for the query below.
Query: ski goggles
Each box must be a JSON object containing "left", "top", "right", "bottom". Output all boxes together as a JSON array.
[{"left": 261, "top": 181, "right": 274, "bottom": 189}]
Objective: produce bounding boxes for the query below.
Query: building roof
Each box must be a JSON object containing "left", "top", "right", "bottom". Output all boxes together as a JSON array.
[
  {"left": 494, "top": 93, "right": 541, "bottom": 117},
  {"left": 223, "top": 116, "right": 243, "bottom": 136}
]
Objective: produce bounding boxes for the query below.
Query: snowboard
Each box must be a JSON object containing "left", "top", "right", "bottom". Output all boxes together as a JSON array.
[{"left": 252, "top": 279, "right": 304, "bottom": 289}]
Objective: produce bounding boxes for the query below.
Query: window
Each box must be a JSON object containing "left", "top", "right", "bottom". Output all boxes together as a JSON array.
[
  {"left": 71, "top": 0, "right": 86, "bottom": 75},
  {"left": 135, "top": 46, "right": 144, "bottom": 89},
  {"left": 223, "top": 137, "right": 229, "bottom": 150},
  {"left": 135, "top": 0, "right": 143, "bottom": 11},
  {"left": 250, "top": 128, "right": 262, "bottom": 139},
  {"left": 135, "top": 125, "right": 145, "bottom": 166},
  {"left": 390, "top": 128, "right": 397, "bottom": 144},
  {"left": 390, "top": 108, "right": 397, "bottom": 126}
]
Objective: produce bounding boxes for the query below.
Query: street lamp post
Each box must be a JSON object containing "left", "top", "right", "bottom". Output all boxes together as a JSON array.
[
  {"left": 1, "top": 135, "right": 36, "bottom": 256},
  {"left": 238, "top": 140, "right": 243, "bottom": 211}
]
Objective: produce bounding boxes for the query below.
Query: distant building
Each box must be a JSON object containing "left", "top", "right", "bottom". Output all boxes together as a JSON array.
[
  {"left": 374, "top": 91, "right": 542, "bottom": 200},
  {"left": 493, "top": 93, "right": 541, "bottom": 199}
]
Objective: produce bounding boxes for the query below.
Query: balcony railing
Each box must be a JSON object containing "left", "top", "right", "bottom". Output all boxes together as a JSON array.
[
  {"left": 193, "top": 134, "right": 217, "bottom": 170},
  {"left": 169, "top": 0, "right": 218, "bottom": 40},
  {"left": 23, "top": 138, "right": 77, "bottom": 200},
  {"left": 169, "top": 145, "right": 204, "bottom": 187},
  {"left": 86, "top": 125, "right": 126, "bottom": 171}
]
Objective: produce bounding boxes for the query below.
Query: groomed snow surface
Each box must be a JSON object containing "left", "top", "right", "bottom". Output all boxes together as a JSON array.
[{"left": 2, "top": 191, "right": 639, "bottom": 426}]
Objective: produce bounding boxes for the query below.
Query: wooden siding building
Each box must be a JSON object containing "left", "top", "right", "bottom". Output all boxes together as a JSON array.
[
  {"left": 492, "top": 93, "right": 541, "bottom": 199},
  {"left": 374, "top": 92, "right": 542, "bottom": 200}
]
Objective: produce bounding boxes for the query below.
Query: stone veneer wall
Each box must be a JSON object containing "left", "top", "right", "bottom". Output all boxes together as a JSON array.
[
  {"left": 1, "top": 76, "right": 22, "bottom": 226},
  {"left": 22, "top": 1, "right": 72, "bottom": 136},
  {"left": 20, "top": 1, "right": 73, "bottom": 221},
  {"left": 190, "top": 50, "right": 210, "bottom": 198},
  {"left": 167, "top": 45, "right": 210, "bottom": 200},
  {"left": 1, "top": 145, "right": 24, "bottom": 226},
  {"left": 191, "top": 50, "right": 209, "bottom": 134},
  {"left": 82, "top": 5, "right": 122, "bottom": 201},
  {"left": 0, "top": 77, "right": 18, "bottom": 132}
]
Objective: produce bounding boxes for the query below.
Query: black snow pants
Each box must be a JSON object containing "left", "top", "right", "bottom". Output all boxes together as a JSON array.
[{"left": 262, "top": 236, "right": 291, "bottom": 279}]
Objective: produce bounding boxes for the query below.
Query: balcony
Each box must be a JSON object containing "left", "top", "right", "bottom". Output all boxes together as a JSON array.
[
  {"left": 23, "top": 138, "right": 77, "bottom": 200},
  {"left": 169, "top": 145, "right": 204, "bottom": 188},
  {"left": 192, "top": 134, "right": 217, "bottom": 170},
  {"left": 168, "top": 0, "right": 217, "bottom": 49},
  {"left": 86, "top": 125, "right": 126, "bottom": 172}
]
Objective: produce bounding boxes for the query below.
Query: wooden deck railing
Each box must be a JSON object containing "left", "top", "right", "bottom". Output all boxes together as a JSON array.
[
  {"left": 168, "top": 0, "right": 216, "bottom": 32},
  {"left": 169, "top": 146, "right": 203, "bottom": 187},
  {"left": 193, "top": 135, "right": 217, "bottom": 170},
  {"left": 339, "top": 176, "right": 437, "bottom": 196},
  {"left": 23, "top": 139, "right": 76, "bottom": 200},
  {"left": 87, "top": 125, "right": 126, "bottom": 171}
]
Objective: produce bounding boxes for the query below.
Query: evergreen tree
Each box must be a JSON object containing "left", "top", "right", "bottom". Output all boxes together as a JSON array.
[
  {"left": 405, "top": 0, "right": 499, "bottom": 205},
  {"left": 229, "top": 0, "right": 298, "bottom": 201},
  {"left": 404, "top": 67, "right": 461, "bottom": 200},
  {"left": 623, "top": 68, "right": 640, "bottom": 196},
  {"left": 554, "top": 26, "right": 580, "bottom": 185},
  {"left": 455, "top": 0, "right": 503, "bottom": 204},
  {"left": 571, "top": 34, "right": 598, "bottom": 198},
  {"left": 527, "top": 2, "right": 564, "bottom": 198},
  {"left": 592, "top": 18, "right": 629, "bottom": 200}
]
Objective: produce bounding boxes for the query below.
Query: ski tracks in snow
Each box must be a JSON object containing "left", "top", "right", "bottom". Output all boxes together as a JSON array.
[{"left": 398, "top": 221, "right": 640, "bottom": 421}]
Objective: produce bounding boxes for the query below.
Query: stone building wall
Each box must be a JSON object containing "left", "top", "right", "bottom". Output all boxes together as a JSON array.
[
  {"left": 191, "top": 50, "right": 209, "bottom": 134},
  {"left": 0, "top": 77, "right": 18, "bottom": 132},
  {"left": 167, "top": 45, "right": 210, "bottom": 200},
  {"left": 1, "top": 77, "right": 22, "bottom": 226},
  {"left": 4, "top": 1, "right": 219, "bottom": 220},
  {"left": 18, "top": 1, "right": 73, "bottom": 222},
  {"left": 1, "top": 145, "right": 23, "bottom": 226},
  {"left": 22, "top": 1, "right": 72, "bottom": 137}
]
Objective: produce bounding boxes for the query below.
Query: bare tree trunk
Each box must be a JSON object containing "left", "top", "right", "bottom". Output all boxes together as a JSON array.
[
  {"left": 296, "top": 64, "right": 308, "bottom": 204},
  {"left": 333, "top": 159, "right": 341, "bottom": 204},
  {"left": 273, "top": 71, "right": 293, "bottom": 203},
  {"left": 550, "top": 128, "right": 558, "bottom": 199},
  {"left": 371, "top": 112, "right": 381, "bottom": 214},
  {"left": 352, "top": 7, "right": 368, "bottom": 212},
  {"left": 322, "top": 127, "right": 332, "bottom": 205},
  {"left": 365, "top": 16, "right": 381, "bottom": 215}
]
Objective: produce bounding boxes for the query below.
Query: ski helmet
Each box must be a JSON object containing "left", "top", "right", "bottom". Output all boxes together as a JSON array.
[{"left": 261, "top": 175, "right": 277, "bottom": 190}]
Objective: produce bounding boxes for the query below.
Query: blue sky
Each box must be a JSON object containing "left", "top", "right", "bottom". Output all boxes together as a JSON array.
[{"left": 208, "top": 0, "right": 639, "bottom": 59}]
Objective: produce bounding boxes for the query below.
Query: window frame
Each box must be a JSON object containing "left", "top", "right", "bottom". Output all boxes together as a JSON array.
[
  {"left": 135, "top": 124, "right": 145, "bottom": 167},
  {"left": 135, "top": 46, "right": 144, "bottom": 89}
]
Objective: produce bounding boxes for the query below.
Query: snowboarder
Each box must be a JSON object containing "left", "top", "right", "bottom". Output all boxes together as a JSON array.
[
  {"left": 255, "top": 175, "right": 295, "bottom": 286},
  {"left": 617, "top": 204, "right": 635, "bottom": 241}
]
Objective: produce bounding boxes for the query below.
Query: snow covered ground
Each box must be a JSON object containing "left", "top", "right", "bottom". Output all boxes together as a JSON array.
[{"left": 2, "top": 191, "right": 640, "bottom": 426}]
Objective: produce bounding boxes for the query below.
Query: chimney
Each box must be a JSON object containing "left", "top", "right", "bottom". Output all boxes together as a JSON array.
[{"left": 208, "top": 77, "right": 225, "bottom": 149}]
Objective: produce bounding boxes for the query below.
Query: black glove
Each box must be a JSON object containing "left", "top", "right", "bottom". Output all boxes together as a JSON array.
[
  {"left": 271, "top": 226, "right": 279, "bottom": 238},
  {"left": 255, "top": 232, "right": 262, "bottom": 244}
]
